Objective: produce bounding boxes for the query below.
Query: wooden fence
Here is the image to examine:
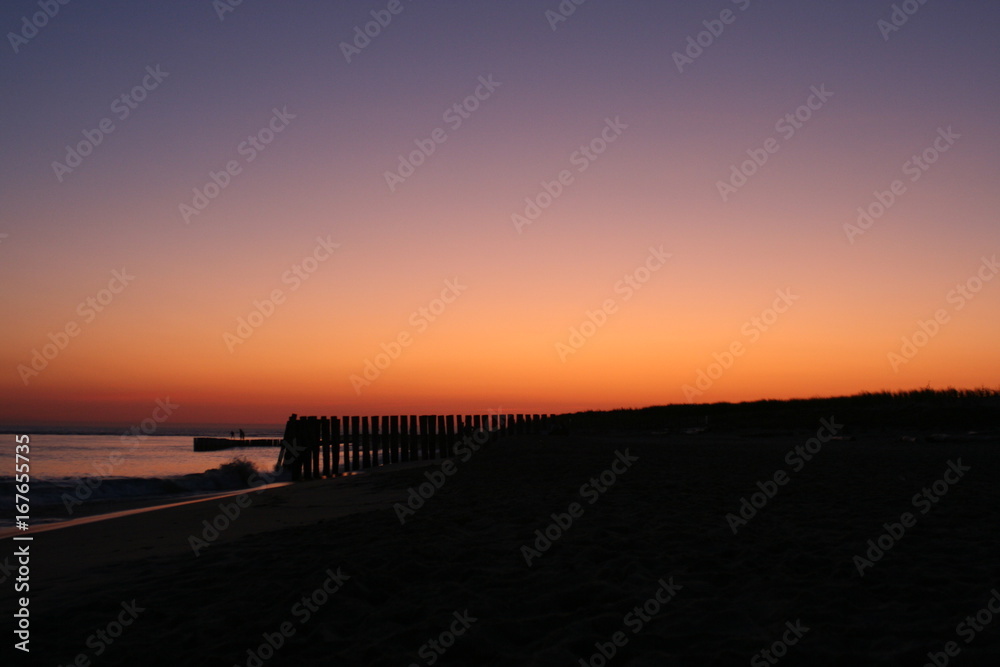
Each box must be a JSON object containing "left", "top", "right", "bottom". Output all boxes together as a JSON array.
[{"left": 276, "top": 413, "right": 553, "bottom": 481}]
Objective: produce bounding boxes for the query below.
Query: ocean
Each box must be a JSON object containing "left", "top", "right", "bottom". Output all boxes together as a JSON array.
[{"left": 0, "top": 429, "right": 291, "bottom": 527}]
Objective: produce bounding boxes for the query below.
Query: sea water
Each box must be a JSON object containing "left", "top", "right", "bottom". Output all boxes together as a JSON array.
[{"left": 0, "top": 431, "right": 288, "bottom": 526}]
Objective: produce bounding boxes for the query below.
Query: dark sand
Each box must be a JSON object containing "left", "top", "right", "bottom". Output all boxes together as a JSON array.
[{"left": 6, "top": 430, "right": 1000, "bottom": 665}]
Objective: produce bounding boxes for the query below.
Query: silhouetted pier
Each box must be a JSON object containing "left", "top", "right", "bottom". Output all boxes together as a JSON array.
[
  {"left": 276, "top": 413, "right": 554, "bottom": 481},
  {"left": 193, "top": 437, "right": 283, "bottom": 451}
]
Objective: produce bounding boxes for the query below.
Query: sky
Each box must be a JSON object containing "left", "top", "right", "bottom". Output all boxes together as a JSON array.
[{"left": 1, "top": 0, "right": 998, "bottom": 427}]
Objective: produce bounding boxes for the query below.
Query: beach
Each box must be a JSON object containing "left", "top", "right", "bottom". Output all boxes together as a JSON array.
[
  {"left": 5, "top": 0, "right": 998, "bottom": 664},
  {"left": 7, "top": 428, "right": 1000, "bottom": 665}
]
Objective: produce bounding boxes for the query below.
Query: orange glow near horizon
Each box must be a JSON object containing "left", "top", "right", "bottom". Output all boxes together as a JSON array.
[{"left": 2, "top": 3, "right": 998, "bottom": 427}]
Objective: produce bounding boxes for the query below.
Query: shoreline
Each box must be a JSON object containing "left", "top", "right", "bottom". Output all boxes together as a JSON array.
[
  {"left": 0, "top": 456, "right": 446, "bottom": 538},
  {"left": 0, "top": 482, "right": 295, "bottom": 539},
  {"left": 5, "top": 457, "right": 446, "bottom": 589}
]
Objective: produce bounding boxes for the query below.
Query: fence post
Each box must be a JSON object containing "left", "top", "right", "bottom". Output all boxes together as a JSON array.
[
  {"left": 362, "top": 416, "right": 372, "bottom": 468},
  {"left": 407, "top": 415, "right": 418, "bottom": 460},
  {"left": 473, "top": 414, "right": 483, "bottom": 443},
  {"left": 445, "top": 415, "right": 456, "bottom": 457},
  {"left": 331, "top": 416, "right": 341, "bottom": 476},
  {"left": 292, "top": 415, "right": 304, "bottom": 481},
  {"left": 431, "top": 415, "right": 441, "bottom": 458},
  {"left": 301, "top": 416, "right": 314, "bottom": 480},
  {"left": 321, "top": 416, "right": 331, "bottom": 477},
  {"left": 390, "top": 415, "right": 400, "bottom": 463},
  {"left": 417, "top": 416, "right": 426, "bottom": 460},
  {"left": 381, "top": 415, "right": 391, "bottom": 467},
  {"left": 279, "top": 414, "right": 301, "bottom": 481},
  {"left": 399, "top": 415, "right": 410, "bottom": 462},
  {"left": 310, "top": 416, "right": 321, "bottom": 477},
  {"left": 351, "top": 416, "right": 361, "bottom": 471}
]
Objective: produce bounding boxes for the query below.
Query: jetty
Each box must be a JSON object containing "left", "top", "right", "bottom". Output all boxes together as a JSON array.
[
  {"left": 277, "top": 412, "right": 556, "bottom": 481},
  {"left": 192, "top": 437, "right": 283, "bottom": 452}
]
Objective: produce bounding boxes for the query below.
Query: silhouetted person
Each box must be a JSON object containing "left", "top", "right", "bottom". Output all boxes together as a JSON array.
[
  {"left": 230, "top": 430, "right": 235, "bottom": 438},
  {"left": 239, "top": 429, "right": 245, "bottom": 440}
]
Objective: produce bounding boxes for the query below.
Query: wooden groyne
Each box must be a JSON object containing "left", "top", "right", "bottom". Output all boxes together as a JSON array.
[
  {"left": 193, "top": 437, "right": 284, "bottom": 451},
  {"left": 276, "top": 413, "right": 555, "bottom": 481}
]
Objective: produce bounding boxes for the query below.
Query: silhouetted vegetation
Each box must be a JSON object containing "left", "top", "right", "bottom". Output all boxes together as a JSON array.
[{"left": 563, "top": 387, "right": 1000, "bottom": 434}]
